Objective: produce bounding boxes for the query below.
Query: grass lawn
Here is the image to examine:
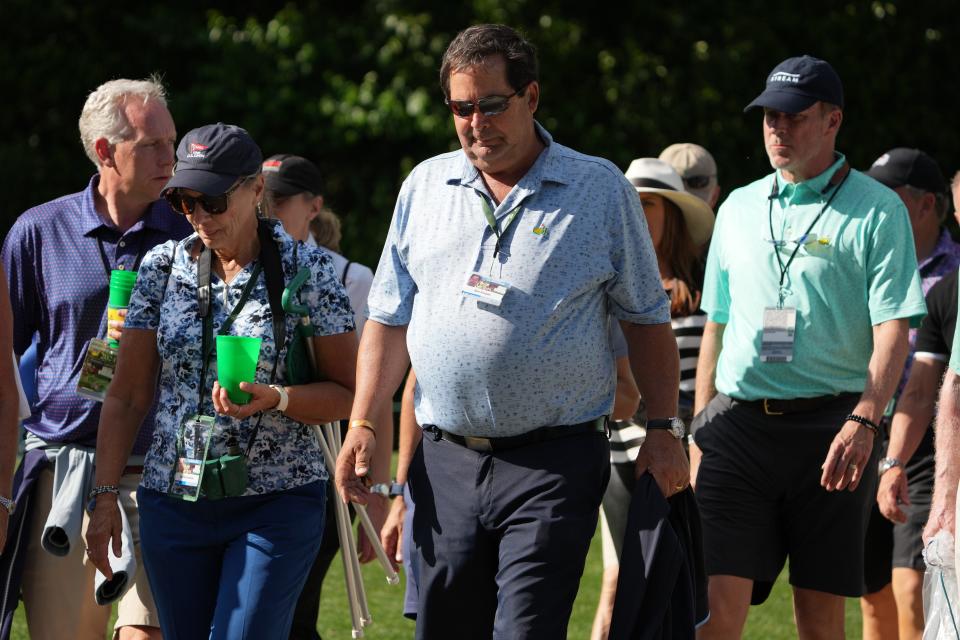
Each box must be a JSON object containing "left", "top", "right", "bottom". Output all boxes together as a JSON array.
[
  {"left": 7, "top": 520, "right": 862, "bottom": 639},
  {"left": 7, "top": 520, "right": 866, "bottom": 639}
]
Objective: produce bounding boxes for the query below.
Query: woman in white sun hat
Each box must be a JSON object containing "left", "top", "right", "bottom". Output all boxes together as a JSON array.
[{"left": 592, "top": 157, "right": 715, "bottom": 639}]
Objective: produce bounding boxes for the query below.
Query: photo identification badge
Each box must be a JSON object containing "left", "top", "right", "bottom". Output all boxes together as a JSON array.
[
  {"left": 760, "top": 307, "right": 797, "bottom": 363},
  {"left": 170, "top": 414, "right": 216, "bottom": 502},
  {"left": 461, "top": 271, "right": 511, "bottom": 307},
  {"left": 76, "top": 338, "right": 118, "bottom": 402}
]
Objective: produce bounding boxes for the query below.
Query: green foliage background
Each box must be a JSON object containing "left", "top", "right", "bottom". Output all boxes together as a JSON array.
[{"left": 1, "top": 1, "right": 957, "bottom": 266}]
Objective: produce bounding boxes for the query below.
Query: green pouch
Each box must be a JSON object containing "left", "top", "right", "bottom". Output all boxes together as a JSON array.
[
  {"left": 285, "top": 322, "right": 315, "bottom": 386},
  {"left": 201, "top": 449, "right": 249, "bottom": 500}
]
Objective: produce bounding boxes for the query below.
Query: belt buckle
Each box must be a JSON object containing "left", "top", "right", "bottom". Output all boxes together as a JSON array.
[
  {"left": 462, "top": 436, "right": 493, "bottom": 452},
  {"left": 763, "top": 399, "right": 784, "bottom": 416}
]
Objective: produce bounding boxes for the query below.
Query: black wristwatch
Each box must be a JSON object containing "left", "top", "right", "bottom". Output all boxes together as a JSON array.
[{"left": 646, "top": 417, "right": 686, "bottom": 439}]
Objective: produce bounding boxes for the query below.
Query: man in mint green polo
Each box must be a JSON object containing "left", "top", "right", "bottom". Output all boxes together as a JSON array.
[{"left": 691, "top": 55, "right": 926, "bottom": 640}]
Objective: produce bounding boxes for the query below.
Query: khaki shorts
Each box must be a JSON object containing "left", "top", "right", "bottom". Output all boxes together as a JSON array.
[{"left": 22, "top": 469, "right": 159, "bottom": 639}]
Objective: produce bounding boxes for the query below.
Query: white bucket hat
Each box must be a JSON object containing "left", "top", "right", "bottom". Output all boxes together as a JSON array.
[{"left": 624, "top": 158, "right": 715, "bottom": 246}]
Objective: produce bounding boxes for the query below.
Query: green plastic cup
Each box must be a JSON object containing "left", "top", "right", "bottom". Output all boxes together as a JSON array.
[
  {"left": 216, "top": 336, "right": 262, "bottom": 405},
  {"left": 107, "top": 269, "right": 138, "bottom": 348},
  {"left": 108, "top": 269, "right": 138, "bottom": 307}
]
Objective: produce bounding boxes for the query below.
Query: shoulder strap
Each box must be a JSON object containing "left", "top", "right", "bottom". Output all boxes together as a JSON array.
[
  {"left": 340, "top": 260, "right": 352, "bottom": 285},
  {"left": 257, "top": 220, "right": 287, "bottom": 355}
]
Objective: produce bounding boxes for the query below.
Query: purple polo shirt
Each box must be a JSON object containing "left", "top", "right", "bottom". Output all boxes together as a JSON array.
[
  {"left": 2, "top": 175, "right": 192, "bottom": 453},
  {"left": 901, "top": 229, "right": 960, "bottom": 385}
]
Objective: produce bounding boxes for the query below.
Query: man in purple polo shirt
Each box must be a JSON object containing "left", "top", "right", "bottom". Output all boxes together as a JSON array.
[{"left": 0, "top": 77, "right": 191, "bottom": 640}]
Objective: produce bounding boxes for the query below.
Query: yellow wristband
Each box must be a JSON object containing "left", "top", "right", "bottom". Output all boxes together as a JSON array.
[{"left": 349, "top": 419, "right": 376, "bottom": 437}]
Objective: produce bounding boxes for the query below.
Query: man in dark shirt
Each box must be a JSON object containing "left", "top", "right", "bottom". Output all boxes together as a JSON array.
[
  {"left": 874, "top": 269, "right": 958, "bottom": 639},
  {"left": 1, "top": 77, "right": 191, "bottom": 640}
]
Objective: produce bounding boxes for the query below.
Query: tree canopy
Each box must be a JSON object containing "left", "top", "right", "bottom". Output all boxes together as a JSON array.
[{"left": 2, "top": 1, "right": 956, "bottom": 265}]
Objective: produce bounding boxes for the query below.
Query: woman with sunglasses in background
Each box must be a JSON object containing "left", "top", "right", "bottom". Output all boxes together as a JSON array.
[
  {"left": 85, "top": 123, "right": 357, "bottom": 639},
  {"left": 592, "top": 158, "right": 715, "bottom": 639}
]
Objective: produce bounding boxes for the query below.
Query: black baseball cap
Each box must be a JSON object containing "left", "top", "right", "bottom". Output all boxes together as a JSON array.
[
  {"left": 163, "top": 123, "right": 262, "bottom": 196},
  {"left": 262, "top": 154, "right": 323, "bottom": 196},
  {"left": 744, "top": 55, "right": 844, "bottom": 114},
  {"left": 866, "top": 148, "right": 946, "bottom": 193}
]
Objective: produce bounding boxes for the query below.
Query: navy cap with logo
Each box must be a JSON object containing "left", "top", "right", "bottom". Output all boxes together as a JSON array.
[
  {"left": 262, "top": 154, "right": 324, "bottom": 196},
  {"left": 744, "top": 55, "right": 844, "bottom": 114},
  {"left": 163, "top": 123, "right": 263, "bottom": 196},
  {"left": 866, "top": 148, "right": 946, "bottom": 194}
]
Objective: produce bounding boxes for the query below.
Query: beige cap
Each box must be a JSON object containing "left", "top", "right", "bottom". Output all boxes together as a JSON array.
[{"left": 659, "top": 143, "right": 718, "bottom": 204}]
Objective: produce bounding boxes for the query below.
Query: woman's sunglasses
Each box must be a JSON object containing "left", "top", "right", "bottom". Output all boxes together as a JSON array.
[
  {"left": 165, "top": 176, "right": 251, "bottom": 216},
  {"left": 444, "top": 86, "right": 526, "bottom": 119}
]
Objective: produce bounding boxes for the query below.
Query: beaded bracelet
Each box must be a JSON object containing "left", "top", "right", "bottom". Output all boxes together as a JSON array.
[
  {"left": 87, "top": 485, "right": 119, "bottom": 502},
  {"left": 845, "top": 413, "right": 879, "bottom": 436}
]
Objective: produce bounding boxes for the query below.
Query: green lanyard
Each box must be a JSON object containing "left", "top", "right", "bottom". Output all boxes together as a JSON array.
[{"left": 480, "top": 197, "right": 523, "bottom": 259}]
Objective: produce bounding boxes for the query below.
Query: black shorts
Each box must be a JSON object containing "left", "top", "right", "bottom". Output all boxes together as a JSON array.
[
  {"left": 862, "top": 445, "right": 935, "bottom": 593},
  {"left": 694, "top": 393, "right": 876, "bottom": 603},
  {"left": 894, "top": 451, "right": 933, "bottom": 572}
]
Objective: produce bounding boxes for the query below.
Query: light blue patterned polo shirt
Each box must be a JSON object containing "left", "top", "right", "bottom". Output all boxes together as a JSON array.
[{"left": 368, "top": 123, "right": 669, "bottom": 437}]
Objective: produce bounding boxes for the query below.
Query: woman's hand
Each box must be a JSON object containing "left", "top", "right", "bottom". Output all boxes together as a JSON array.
[
  {"left": 84, "top": 495, "right": 123, "bottom": 580},
  {"left": 211, "top": 381, "right": 281, "bottom": 420}
]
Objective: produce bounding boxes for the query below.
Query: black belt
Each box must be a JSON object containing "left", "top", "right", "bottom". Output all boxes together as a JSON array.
[
  {"left": 736, "top": 393, "right": 859, "bottom": 416},
  {"left": 423, "top": 417, "right": 608, "bottom": 452}
]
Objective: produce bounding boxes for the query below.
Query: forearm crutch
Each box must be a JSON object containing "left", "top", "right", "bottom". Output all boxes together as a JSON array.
[
  {"left": 317, "top": 425, "right": 367, "bottom": 637},
  {"left": 330, "top": 421, "right": 401, "bottom": 585},
  {"left": 283, "top": 270, "right": 398, "bottom": 627}
]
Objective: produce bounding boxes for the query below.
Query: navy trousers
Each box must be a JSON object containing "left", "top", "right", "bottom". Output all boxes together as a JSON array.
[
  {"left": 138, "top": 480, "right": 326, "bottom": 640},
  {"left": 409, "top": 430, "right": 609, "bottom": 639}
]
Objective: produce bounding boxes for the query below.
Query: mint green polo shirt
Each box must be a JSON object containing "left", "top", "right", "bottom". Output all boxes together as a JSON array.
[{"left": 702, "top": 153, "right": 927, "bottom": 400}]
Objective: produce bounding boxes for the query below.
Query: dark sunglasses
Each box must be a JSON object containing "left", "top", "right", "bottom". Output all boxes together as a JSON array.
[
  {"left": 165, "top": 176, "right": 251, "bottom": 216},
  {"left": 682, "top": 175, "right": 714, "bottom": 190},
  {"left": 445, "top": 86, "right": 525, "bottom": 118}
]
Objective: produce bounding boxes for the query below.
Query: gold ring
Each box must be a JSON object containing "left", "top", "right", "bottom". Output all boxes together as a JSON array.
[
  {"left": 675, "top": 483, "right": 685, "bottom": 491},
  {"left": 849, "top": 463, "right": 858, "bottom": 473}
]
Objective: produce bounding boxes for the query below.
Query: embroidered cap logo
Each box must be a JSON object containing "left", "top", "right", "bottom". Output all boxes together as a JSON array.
[
  {"left": 769, "top": 72, "right": 801, "bottom": 84},
  {"left": 186, "top": 142, "right": 208, "bottom": 159}
]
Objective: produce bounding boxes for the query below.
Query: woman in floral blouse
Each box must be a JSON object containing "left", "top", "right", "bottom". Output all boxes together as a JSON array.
[{"left": 85, "top": 123, "right": 357, "bottom": 639}]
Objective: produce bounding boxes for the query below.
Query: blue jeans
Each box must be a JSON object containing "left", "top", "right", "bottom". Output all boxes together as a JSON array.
[{"left": 137, "top": 480, "right": 326, "bottom": 640}]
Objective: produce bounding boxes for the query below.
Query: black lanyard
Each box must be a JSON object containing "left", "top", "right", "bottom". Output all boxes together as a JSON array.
[{"left": 767, "top": 162, "right": 850, "bottom": 306}]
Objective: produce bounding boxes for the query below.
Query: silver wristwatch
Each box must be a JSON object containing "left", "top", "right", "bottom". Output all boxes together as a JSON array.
[
  {"left": 0, "top": 496, "right": 15, "bottom": 515},
  {"left": 646, "top": 417, "right": 686, "bottom": 439},
  {"left": 878, "top": 457, "right": 902, "bottom": 477}
]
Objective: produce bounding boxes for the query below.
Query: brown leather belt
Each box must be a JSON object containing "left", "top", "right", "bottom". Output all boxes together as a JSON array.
[{"left": 737, "top": 393, "right": 859, "bottom": 416}]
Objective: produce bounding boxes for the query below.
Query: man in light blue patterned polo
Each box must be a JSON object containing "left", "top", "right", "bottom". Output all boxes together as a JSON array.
[
  {"left": 334, "top": 23, "right": 686, "bottom": 639},
  {"left": 692, "top": 55, "right": 927, "bottom": 639}
]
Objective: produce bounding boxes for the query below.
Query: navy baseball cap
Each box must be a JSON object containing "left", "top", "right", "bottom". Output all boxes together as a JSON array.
[
  {"left": 744, "top": 55, "right": 844, "bottom": 114},
  {"left": 866, "top": 148, "right": 946, "bottom": 193},
  {"left": 262, "top": 154, "right": 324, "bottom": 196},
  {"left": 163, "top": 123, "right": 262, "bottom": 196}
]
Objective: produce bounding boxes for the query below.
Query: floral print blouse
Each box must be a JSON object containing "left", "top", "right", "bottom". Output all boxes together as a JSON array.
[{"left": 124, "top": 219, "right": 355, "bottom": 496}]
